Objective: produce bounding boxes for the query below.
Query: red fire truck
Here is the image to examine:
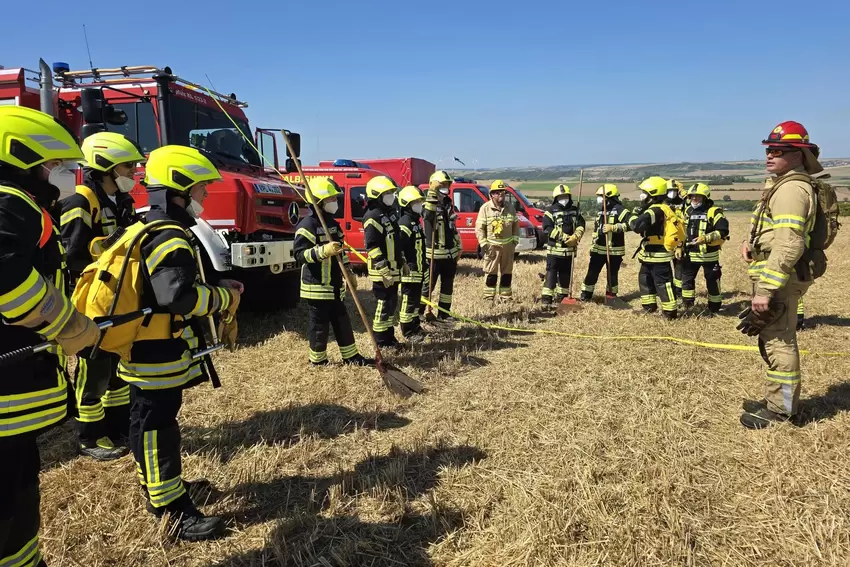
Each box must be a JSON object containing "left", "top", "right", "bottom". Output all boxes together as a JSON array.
[{"left": 0, "top": 59, "right": 306, "bottom": 303}]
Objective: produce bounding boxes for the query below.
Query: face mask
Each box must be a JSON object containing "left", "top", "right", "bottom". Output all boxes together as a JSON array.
[
  {"left": 690, "top": 199, "right": 703, "bottom": 209},
  {"left": 667, "top": 190, "right": 677, "bottom": 199},
  {"left": 597, "top": 196, "right": 604, "bottom": 205},
  {"left": 187, "top": 199, "right": 204, "bottom": 218},
  {"left": 382, "top": 193, "right": 396, "bottom": 207},
  {"left": 45, "top": 164, "right": 76, "bottom": 193},
  {"left": 639, "top": 193, "right": 649, "bottom": 202},
  {"left": 412, "top": 202, "right": 424, "bottom": 214},
  {"left": 115, "top": 174, "right": 136, "bottom": 193},
  {"left": 323, "top": 200, "right": 339, "bottom": 215},
  {"left": 557, "top": 198, "right": 570, "bottom": 207},
  {"left": 439, "top": 188, "right": 450, "bottom": 197}
]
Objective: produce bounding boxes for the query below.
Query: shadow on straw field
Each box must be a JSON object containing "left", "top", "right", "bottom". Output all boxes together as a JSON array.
[
  {"left": 215, "top": 443, "right": 486, "bottom": 566},
  {"left": 804, "top": 314, "right": 850, "bottom": 328},
  {"left": 182, "top": 404, "right": 411, "bottom": 463},
  {"left": 795, "top": 381, "right": 850, "bottom": 425}
]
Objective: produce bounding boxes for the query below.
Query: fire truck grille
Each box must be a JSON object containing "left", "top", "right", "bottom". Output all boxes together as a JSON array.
[{"left": 258, "top": 215, "right": 285, "bottom": 227}]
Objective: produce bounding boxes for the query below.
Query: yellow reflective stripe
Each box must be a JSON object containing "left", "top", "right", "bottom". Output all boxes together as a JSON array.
[
  {"left": 0, "top": 534, "right": 40, "bottom": 567},
  {"left": 760, "top": 268, "right": 789, "bottom": 287},
  {"left": 60, "top": 207, "right": 92, "bottom": 228},
  {"left": 144, "top": 430, "right": 160, "bottom": 484},
  {"left": 145, "top": 239, "right": 194, "bottom": 273},
  {"left": 0, "top": 405, "right": 67, "bottom": 438},
  {"left": 399, "top": 225, "right": 412, "bottom": 236},
  {"left": 119, "top": 360, "right": 203, "bottom": 390},
  {"left": 766, "top": 370, "right": 800, "bottom": 384},
  {"left": 363, "top": 218, "right": 384, "bottom": 233},
  {"left": 101, "top": 386, "right": 130, "bottom": 408},
  {"left": 0, "top": 381, "right": 67, "bottom": 414},
  {"left": 0, "top": 269, "right": 47, "bottom": 319},
  {"left": 772, "top": 215, "right": 806, "bottom": 230},
  {"left": 217, "top": 287, "right": 231, "bottom": 312},
  {"left": 38, "top": 293, "right": 73, "bottom": 340},
  {"left": 189, "top": 284, "right": 211, "bottom": 316},
  {"left": 295, "top": 227, "right": 316, "bottom": 244}
]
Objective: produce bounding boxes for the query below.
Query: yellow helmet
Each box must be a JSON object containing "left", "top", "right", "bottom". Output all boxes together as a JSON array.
[
  {"left": 687, "top": 183, "right": 711, "bottom": 199},
  {"left": 490, "top": 179, "right": 509, "bottom": 191},
  {"left": 398, "top": 185, "right": 424, "bottom": 207},
  {"left": 429, "top": 170, "right": 452, "bottom": 185},
  {"left": 596, "top": 184, "right": 620, "bottom": 198},
  {"left": 81, "top": 132, "right": 146, "bottom": 172},
  {"left": 667, "top": 178, "right": 686, "bottom": 198},
  {"left": 365, "top": 175, "right": 398, "bottom": 199},
  {"left": 306, "top": 178, "right": 341, "bottom": 205},
  {"left": 143, "top": 145, "right": 221, "bottom": 192},
  {"left": 552, "top": 184, "right": 571, "bottom": 198},
  {"left": 638, "top": 176, "right": 668, "bottom": 198},
  {"left": 0, "top": 106, "right": 82, "bottom": 170}
]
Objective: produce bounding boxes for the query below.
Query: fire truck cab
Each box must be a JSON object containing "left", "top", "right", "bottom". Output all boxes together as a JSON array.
[{"left": 0, "top": 60, "right": 306, "bottom": 303}]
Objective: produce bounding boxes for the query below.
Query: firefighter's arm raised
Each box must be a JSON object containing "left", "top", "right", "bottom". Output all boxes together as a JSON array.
[
  {"left": 0, "top": 189, "right": 97, "bottom": 353},
  {"left": 145, "top": 231, "right": 237, "bottom": 316},
  {"left": 755, "top": 183, "right": 813, "bottom": 297},
  {"left": 59, "top": 193, "right": 95, "bottom": 273}
]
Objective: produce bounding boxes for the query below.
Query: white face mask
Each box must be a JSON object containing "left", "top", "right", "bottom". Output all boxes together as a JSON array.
[
  {"left": 667, "top": 190, "right": 678, "bottom": 199},
  {"left": 187, "top": 199, "right": 204, "bottom": 218},
  {"left": 412, "top": 202, "right": 424, "bottom": 214},
  {"left": 690, "top": 199, "right": 703, "bottom": 209},
  {"left": 115, "top": 175, "right": 136, "bottom": 193},
  {"left": 382, "top": 193, "right": 396, "bottom": 207},
  {"left": 639, "top": 192, "right": 649, "bottom": 202},
  {"left": 438, "top": 188, "right": 450, "bottom": 197},
  {"left": 45, "top": 164, "right": 76, "bottom": 193},
  {"left": 323, "top": 200, "right": 339, "bottom": 215},
  {"left": 597, "top": 196, "right": 604, "bottom": 205},
  {"left": 557, "top": 197, "right": 570, "bottom": 207}
]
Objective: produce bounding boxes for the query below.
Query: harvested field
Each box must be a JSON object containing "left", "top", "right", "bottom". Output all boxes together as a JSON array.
[{"left": 38, "top": 213, "right": 850, "bottom": 566}]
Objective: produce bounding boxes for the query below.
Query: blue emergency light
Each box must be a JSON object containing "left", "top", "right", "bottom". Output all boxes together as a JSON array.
[{"left": 52, "top": 62, "right": 70, "bottom": 74}]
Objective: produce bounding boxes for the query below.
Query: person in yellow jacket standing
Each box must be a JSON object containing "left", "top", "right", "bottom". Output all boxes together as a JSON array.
[
  {"left": 0, "top": 107, "right": 100, "bottom": 567},
  {"left": 679, "top": 183, "right": 729, "bottom": 314},
  {"left": 540, "top": 184, "right": 585, "bottom": 305},
  {"left": 740, "top": 121, "right": 822, "bottom": 429},
  {"left": 121, "top": 146, "right": 242, "bottom": 540},
  {"left": 475, "top": 180, "right": 520, "bottom": 301},
  {"left": 60, "top": 132, "right": 145, "bottom": 461}
]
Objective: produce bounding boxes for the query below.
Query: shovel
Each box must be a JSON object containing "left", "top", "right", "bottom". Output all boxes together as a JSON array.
[
  {"left": 557, "top": 169, "right": 584, "bottom": 315},
  {"left": 281, "top": 131, "right": 423, "bottom": 398}
]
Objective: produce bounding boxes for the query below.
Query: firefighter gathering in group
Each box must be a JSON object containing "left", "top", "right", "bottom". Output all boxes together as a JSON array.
[{"left": 0, "top": 104, "right": 838, "bottom": 558}]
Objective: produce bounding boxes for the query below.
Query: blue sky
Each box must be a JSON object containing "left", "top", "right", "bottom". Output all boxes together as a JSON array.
[{"left": 4, "top": 0, "right": 849, "bottom": 167}]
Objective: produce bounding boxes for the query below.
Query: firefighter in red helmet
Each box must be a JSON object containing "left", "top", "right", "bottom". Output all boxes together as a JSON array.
[{"left": 740, "top": 121, "right": 823, "bottom": 429}]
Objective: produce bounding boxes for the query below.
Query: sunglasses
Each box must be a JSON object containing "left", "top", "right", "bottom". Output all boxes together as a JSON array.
[{"left": 765, "top": 147, "right": 800, "bottom": 157}]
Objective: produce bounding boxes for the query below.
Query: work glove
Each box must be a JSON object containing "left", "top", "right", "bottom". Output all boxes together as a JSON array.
[
  {"left": 564, "top": 235, "right": 579, "bottom": 248},
  {"left": 375, "top": 261, "right": 394, "bottom": 287},
  {"left": 56, "top": 310, "right": 100, "bottom": 356},
  {"left": 674, "top": 247, "right": 684, "bottom": 260},
  {"left": 691, "top": 234, "right": 707, "bottom": 246},
  {"left": 320, "top": 241, "right": 344, "bottom": 259},
  {"left": 602, "top": 224, "right": 614, "bottom": 234},
  {"left": 736, "top": 302, "right": 787, "bottom": 337},
  {"left": 217, "top": 312, "right": 238, "bottom": 352}
]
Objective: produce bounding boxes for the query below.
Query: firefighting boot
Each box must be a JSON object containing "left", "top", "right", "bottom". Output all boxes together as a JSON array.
[
  {"left": 80, "top": 437, "right": 130, "bottom": 461},
  {"left": 797, "top": 315, "right": 806, "bottom": 331},
  {"left": 662, "top": 310, "right": 678, "bottom": 321},
  {"left": 579, "top": 291, "right": 593, "bottom": 302},
  {"left": 740, "top": 406, "right": 791, "bottom": 430},
  {"left": 146, "top": 493, "right": 225, "bottom": 541},
  {"left": 343, "top": 354, "right": 376, "bottom": 367},
  {"left": 605, "top": 292, "right": 617, "bottom": 302},
  {"left": 742, "top": 399, "right": 768, "bottom": 413}
]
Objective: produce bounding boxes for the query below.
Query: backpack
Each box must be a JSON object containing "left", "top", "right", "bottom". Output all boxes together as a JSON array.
[
  {"left": 658, "top": 203, "right": 686, "bottom": 252},
  {"left": 71, "top": 220, "right": 191, "bottom": 359}
]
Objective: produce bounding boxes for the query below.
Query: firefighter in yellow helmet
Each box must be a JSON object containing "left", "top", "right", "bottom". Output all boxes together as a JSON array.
[
  {"left": 629, "top": 176, "right": 678, "bottom": 319},
  {"left": 581, "top": 184, "right": 634, "bottom": 302},
  {"left": 740, "top": 121, "right": 823, "bottom": 429},
  {"left": 397, "top": 186, "right": 428, "bottom": 342},
  {"left": 122, "top": 145, "right": 242, "bottom": 540},
  {"left": 364, "top": 175, "right": 404, "bottom": 346},
  {"left": 540, "top": 184, "right": 585, "bottom": 305},
  {"left": 60, "top": 132, "right": 146, "bottom": 461},
  {"left": 0, "top": 106, "right": 100, "bottom": 567},
  {"left": 294, "top": 178, "right": 374, "bottom": 366},
  {"left": 666, "top": 179, "right": 687, "bottom": 301},
  {"left": 423, "top": 170, "right": 460, "bottom": 322},
  {"left": 476, "top": 180, "right": 520, "bottom": 301},
  {"left": 679, "top": 183, "right": 729, "bottom": 313}
]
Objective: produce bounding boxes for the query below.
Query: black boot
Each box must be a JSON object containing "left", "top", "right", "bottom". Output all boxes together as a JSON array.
[
  {"left": 740, "top": 406, "right": 790, "bottom": 430},
  {"left": 797, "top": 315, "right": 805, "bottom": 331},
  {"left": 579, "top": 291, "right": 593, "bottom": 302},
  {"left": 343, "top": 354, "right": 376, "bottom": 367},
  {"left": 147, "top": 494, "right": 225, "bottom": 541},
  {"left": 662, "top": 310, "right": 678, "bottom": 321},
  {"left": 80, "top": 437, "right": 130, "bottom": 461},
  {"left": 742, "top": 398, "right": 767, "bottom": 413}
]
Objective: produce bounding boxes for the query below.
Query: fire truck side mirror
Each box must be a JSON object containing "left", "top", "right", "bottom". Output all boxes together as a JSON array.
[
  {"left": 80, "top": 88, "right": 127, "bottom": 126},
  {"left": 104, "top": 107, "right": 128, "bottom": 126},
  {"left": 285, "top": 158, "right": 300, "bottom": 174},
  {"left": 284, "top": 132, "right": 301, "bottom": 158}
]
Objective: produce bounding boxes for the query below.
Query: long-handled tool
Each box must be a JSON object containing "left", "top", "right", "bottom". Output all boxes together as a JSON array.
[
  {"left": 281, "top": 131, "right": 423, "bottom": 398},
  {"left": 0, "top": 308, "right": 158, "bottom": 367},
  {"left": 557, "top": 170, "right": 584, "bottom": 315}
]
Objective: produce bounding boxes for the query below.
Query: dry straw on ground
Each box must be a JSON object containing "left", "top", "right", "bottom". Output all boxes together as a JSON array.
[{"left": 38, "top": 213, "right": 850, "bottom": 566}]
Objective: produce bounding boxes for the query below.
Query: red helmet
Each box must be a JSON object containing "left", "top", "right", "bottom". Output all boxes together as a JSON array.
[{"left": 762, "top": 121, "right": 815, "bottom": 148}]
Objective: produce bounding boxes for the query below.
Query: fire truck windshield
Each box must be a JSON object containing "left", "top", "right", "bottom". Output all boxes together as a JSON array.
[{"left": 170, "top": 97, "right": 262, "bottom": 168}]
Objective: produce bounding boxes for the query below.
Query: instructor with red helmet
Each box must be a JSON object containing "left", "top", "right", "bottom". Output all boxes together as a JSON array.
[{"left": 740, "top": 121, "right": 823, "bottom": 429}]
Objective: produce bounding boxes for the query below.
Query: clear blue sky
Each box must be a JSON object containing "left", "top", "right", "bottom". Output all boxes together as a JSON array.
[{"left": 4, "top": 0, "right": 849, "bottom": 168}]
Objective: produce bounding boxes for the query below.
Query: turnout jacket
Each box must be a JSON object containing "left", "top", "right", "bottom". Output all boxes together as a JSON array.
[
  {"left": 294, "top": 207, "right": 350, "bottom": 300},
  {"left": 684, "top": 202, "right": 729, "bottom": 263},
  {"left": 748, "top": 166, "right": 816, "bottom": 297},
  {"left": 117, "top": 197, "right": 236, "bottom": 391},
  {"left": 475, "top": 200, "right": 520, "bottom": 248},
  {"left": 363, "top": 201, "right": 403, "bottom": 284},
  {"left": 60, "top": 172, "right": 137, "bottom": 279},
  {"left": 423, "top": 194, "right": 461, "bottom": 260},
  {"left": 630, "top": 202, "right": 674, "bottom": 263},
  {"left": 0, "top": 180, "right": 70, "bottom": 441},
  {"left": 542, "top": 201, "right": 584, "bottom": 257},
  {"left": 398, "top": 209, "right": 427, "bottom": 283},
  {"left": 590, "top": 199, "right": 633, "bottom": 256}
]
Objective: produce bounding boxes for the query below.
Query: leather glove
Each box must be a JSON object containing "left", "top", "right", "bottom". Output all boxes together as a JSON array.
[
  {"left": 320, "top": 241, "right": 344, "bottom": 258},
  {"left": 692, "top": 234, "right": 707, "bottom": 246},
  {"left": 674, "top": 247, "right": 683, "bottom": 260},
  {"left": 381, "top": 273, "right": 395, "bottom": 287},
  {"left": 736, "top": 302, "right": 787, "bottom": 337},
  {"left": 602, "top": 224, "right": 614, "bottom": 234},
  {"left": 56, "top": 310, "right": 100, "bottom": 356},
  {"left": 217, "top": 314, "right": 238, "bottom": 352},
  {"left": 565, "top": 235, "right": 579, "bottom": 248}
]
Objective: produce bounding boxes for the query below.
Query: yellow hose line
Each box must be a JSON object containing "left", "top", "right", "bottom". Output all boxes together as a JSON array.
[{"left": 202, "top": 87, "right": 848, "bottom": 359}]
